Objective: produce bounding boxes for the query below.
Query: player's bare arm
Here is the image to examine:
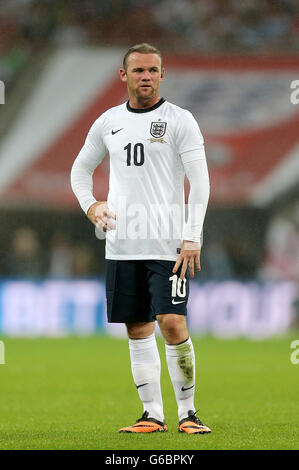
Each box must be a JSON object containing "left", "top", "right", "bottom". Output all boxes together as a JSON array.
[
  {"left": 172, "top": 240, "right": 201, "bottom": 280},
  {"left": 87, "top": 201, "right": 116, "bottom": 232}
]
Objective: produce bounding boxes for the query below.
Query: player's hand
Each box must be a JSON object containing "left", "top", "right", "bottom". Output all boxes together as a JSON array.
[
  {"left": 172, "top": 240, "right": 201, "bottom": 280},
  {"left": 87, "top": 201, "right": 116, "bottom": 232}
]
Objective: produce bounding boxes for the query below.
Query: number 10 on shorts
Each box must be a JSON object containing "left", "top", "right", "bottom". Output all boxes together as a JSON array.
[{"left": 169, "top": 274, "right": 186, "bottom": 298}]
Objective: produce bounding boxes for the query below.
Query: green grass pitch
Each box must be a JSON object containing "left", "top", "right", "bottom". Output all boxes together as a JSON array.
[{"left": 0, "top": 333, "right": 298, "bottom": 450}]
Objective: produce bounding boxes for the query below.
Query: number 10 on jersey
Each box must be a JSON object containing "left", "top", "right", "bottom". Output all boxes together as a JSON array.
[{"left": 124, "top": 143, "right": 145, "bottom": 166}]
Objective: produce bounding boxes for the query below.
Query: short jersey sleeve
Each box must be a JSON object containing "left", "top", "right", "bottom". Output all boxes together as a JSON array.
[{"left": 175, "top": 110, "right": 206, "bottom": 164}]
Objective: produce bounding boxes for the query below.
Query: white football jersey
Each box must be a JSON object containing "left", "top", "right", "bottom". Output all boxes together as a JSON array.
[{"left": 72, "top": 98, "right": 207, "bottom": 261}]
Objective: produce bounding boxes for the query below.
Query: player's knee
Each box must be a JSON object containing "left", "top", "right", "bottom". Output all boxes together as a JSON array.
[
  {"left": 126, "top": 322, "right": 155, "bottom": 339},
  {"left": 157, "top": 314, "right": 187, "bottom": 342}
]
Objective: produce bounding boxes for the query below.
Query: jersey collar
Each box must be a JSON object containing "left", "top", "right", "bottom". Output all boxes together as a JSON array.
[{"left": 126, "top": 97, "right": 165, "bottom": 113}]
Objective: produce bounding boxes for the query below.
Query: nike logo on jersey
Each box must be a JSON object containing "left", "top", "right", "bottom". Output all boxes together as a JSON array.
[
  {"left": 111, "top": 128, "right": 123, "bottom": 135},
  {"left": 136, "top": 383, "right": 148, "bottom": 389},
  {"left": 172, "top": 299, "right": 185, "bottom": 305},
  {"left": 181, "top": 384, "right": 195, "bottom": 392}
]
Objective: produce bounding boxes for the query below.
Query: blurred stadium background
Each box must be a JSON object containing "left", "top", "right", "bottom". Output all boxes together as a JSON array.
[{"left": 0, "top": 0, "right": 299, "bottom": 339}]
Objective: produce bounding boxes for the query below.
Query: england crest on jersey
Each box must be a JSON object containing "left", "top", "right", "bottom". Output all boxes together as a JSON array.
[{"left": 150, "top": 122, "right": 167, "bottom": 138}]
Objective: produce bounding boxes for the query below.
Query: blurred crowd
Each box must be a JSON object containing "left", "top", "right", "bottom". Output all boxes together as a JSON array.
[
  {"left": 1, "top": 0, "right": 299, "bottom": 90},
  {"left": 0, "top": 225, "right": 239, "bottom": 279},
  {"left": 1, "top": 0, "right": 299, "bottom": 283},
  {"left": 1, "top": 226, "right": 100, "bottom": 278},
  {"left": 1, "top": 214, "right": 298, "bottom": 282},
  {"left": 152, "top": 0, "right": 299, "bottom": 52},
  {"left": 259, "top": 208, "right": 299, "bottom": 283}
]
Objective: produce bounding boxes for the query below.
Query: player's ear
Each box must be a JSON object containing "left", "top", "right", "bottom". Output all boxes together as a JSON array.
[
  {"left": 119, "top": 68, "right": 127, "bottom": 82},
  {"left": 160, "top": 67, "right": 165, "bottom": 81}
]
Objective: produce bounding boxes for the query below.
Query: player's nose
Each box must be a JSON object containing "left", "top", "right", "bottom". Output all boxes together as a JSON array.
[{"left": 141, "top": 71, "right": 151, "bottom": 81}]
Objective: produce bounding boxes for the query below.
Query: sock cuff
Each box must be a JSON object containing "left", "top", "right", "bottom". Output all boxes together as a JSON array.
[
  {"left": 165, "top": 336, "right": 193, "bottom": 357},
  {"left": 129, "top": 333, "right": 157, "bottom": 350}
]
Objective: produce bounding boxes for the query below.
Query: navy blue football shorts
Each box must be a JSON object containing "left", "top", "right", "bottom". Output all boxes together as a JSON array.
[{"left": 106, "top": 259, "right": 190, "bottom": 323}]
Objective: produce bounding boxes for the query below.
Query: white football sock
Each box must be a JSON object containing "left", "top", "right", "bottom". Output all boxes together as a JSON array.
[
  {"left": 129, "top": 333, "right": 164, "bottom": 423},
  {"left": 165, "top": 337, "right": 196, "bottom": 422}
]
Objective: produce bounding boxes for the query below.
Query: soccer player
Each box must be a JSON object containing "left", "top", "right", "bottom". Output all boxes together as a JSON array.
[{"left": 71, "top": 43, "right": 211, "bottom": 434}]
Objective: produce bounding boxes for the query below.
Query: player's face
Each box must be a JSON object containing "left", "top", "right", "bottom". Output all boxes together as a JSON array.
[{"left": 120, "top": 53, "right": 164, "bottom": 107}]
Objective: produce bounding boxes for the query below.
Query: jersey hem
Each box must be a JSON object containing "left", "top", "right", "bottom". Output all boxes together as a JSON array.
[{"left": 105, "top": 254, "right": 178, "bottom": 261}]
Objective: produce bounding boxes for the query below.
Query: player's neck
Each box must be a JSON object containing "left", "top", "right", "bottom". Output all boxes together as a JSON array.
[{"left": 128, "top": 95, "right": 162, "bottom": 110}]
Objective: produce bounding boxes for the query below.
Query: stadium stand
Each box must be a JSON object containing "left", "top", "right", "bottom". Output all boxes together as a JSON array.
[{"left": 0, "top": 1, "right": 298, "bottom": 318}]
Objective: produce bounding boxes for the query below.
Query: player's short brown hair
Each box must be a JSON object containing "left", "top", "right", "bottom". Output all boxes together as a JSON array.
[{"left": 123, "top": 43, "right": 162, "bottom": 71}]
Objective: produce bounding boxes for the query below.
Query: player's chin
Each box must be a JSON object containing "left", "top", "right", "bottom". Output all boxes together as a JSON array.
[{"left": 138, "top": 86, "right": 154, "bottom": 96}]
